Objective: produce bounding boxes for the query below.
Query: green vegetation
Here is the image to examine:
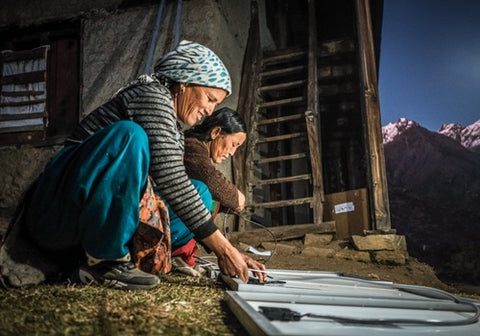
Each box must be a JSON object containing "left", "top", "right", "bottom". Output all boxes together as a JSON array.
[{"left": 0, "top": 275, "right": 243, "bottom": 335}]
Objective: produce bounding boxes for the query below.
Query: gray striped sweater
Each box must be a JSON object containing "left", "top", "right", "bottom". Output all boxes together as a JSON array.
[{"left": 66, "top": 79, "right": 217, "bottom": 241}]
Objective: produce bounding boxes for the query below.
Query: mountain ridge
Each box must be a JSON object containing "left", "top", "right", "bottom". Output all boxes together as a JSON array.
[
  {"left": 382, "top": 117, "right": 480, "bottom": 284},
  {"left": 383, "top": 118, "right": 480, "bottom": 152}
]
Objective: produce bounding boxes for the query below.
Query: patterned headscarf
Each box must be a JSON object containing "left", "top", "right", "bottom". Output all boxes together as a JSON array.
[{"left": 154, "top": 40, "right": 232, "bottom": 96}]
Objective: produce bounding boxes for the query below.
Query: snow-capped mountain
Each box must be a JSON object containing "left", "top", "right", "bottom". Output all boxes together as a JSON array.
[
  {"left": 382, "top": 118, "right": 419, "bottom": 144},
  {"left": 382, "top": 118, "right": 480, "bottom": 283},
  {"left": 383, "top": 118, "right": 480, "bottom": 152},
  {"left": 461, "top": 121, "right": 480, "bottom": 149},
  {"left": 438, "top": 120, "right": 480, "bottom": 150},
  {"left": 438, "top": 123, "right": 464, "bottom": 142}
]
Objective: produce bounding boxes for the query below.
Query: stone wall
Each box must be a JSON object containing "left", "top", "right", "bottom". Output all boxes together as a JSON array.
[
  {"left": 80, "top": 0, "right": 249, "bottom": 115},
  {"left": 0, "top": 146, "right": 61, "bottom": 225},
  {"left": 0, "top": 0, "right": 251, "bottom": 231}
]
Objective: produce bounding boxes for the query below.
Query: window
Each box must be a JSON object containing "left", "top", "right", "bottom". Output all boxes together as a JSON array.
[{"left": 0, "top": 21, "right": 80, "bottom": 145}]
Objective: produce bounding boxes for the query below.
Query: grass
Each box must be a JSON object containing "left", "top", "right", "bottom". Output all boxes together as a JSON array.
[{"left": 0, "top": 274, "right": 244, "bottom": 336}]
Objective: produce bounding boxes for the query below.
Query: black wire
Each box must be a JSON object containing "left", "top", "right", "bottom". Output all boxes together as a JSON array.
[
  {"left": 299, "top": 307, "right": 480, "bottom": 326},
  {"left": 222, "top": 207, "right": 231, "bottom": 237},
  {"left": 222, "top": 208, "right": 278, "bottom": 264}
]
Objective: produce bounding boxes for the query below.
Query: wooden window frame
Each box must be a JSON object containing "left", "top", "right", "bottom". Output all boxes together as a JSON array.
[{"left": 0, "top": 21, "right": 80, "bottom": 146}]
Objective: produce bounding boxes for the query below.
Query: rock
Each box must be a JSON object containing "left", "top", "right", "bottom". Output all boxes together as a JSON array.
[
  {"left": 351, "top": 234, "right": 407, "bottom": 251},
  {"left": 303, "top": 233, "right": 334, "bottom": 247},
  {"left": 334, "top": 249, "right": 371, "bottom": 263},
  {"left": 301, "top": 246, "right": 336, "bottom": 258},
  {"left": 0, "top": 215, "right": 59, "bottom": 288},
  {"left": 261, "top": 242, "right": 297, "bottom": 255},
  {"left": 374, "top": 250, "right": 407, "bottom": 265}
]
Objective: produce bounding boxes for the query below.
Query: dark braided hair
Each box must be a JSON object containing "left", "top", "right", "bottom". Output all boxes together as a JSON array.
[{"left": 184, "top": 107, "right": 247, "bottom": 142}]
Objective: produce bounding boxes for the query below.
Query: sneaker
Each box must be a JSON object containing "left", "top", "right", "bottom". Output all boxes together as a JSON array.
[{"left": 74, "top": 261, "right": 160, "bottom": 290}]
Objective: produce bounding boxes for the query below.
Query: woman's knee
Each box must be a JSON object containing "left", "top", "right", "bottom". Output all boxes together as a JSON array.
[
  {"left": 106, "top": 121, "right": 150, "bottom": 168},
  {"left": 110, "top": 121, "right": 148, "bottom": 148}
]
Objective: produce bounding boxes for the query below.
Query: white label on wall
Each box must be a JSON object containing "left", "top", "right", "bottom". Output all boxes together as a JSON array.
[{"left": 334, "top": 202, "right": 355, "bottom": 214}]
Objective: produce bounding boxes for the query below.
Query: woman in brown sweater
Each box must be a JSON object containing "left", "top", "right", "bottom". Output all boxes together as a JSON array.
[
  {"left": 170, "top": 108, "right": 264, "bottom": 276},
  {"left": 183, "top": 107, "right": 247, "bottom": 212}
]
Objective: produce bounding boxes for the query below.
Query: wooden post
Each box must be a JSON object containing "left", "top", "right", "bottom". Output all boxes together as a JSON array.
[
  {"left": 233, "top": 0, "right": 261, "bottom": 231},
  {"left": 305, "top": 0, "right": 324, "bottom": 224},
  {"left": 355, "top": 0, "right": 391, "bottom": 231}
]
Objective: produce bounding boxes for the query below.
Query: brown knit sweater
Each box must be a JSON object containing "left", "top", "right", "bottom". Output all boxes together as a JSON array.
[{"left": 183, "top": 137, "right": 240, "bottom": 210}]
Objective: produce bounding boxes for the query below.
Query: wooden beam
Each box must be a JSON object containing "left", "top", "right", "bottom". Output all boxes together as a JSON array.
[
  {"left": 228, "top": 221, "right": 336, "bottom": 245},
  {"left": 233, "top": 0, "right": 261, "bottom": 231},
  {"left": 257, "top": 132, "right": 305, "bottom": 143},
  {"left": 257, "top": 113, "right": 304, "bottom": 126},
  {"left": 355, "top": 0, "right": 391, "bottom": 231},
  {"left": 250, "top": 197, "right": 313, "bottom": 209},
  {"left": 252, "top": 173, "right": 311, "bottom": 186},
  {"left": 306, "top": 0, "right": 325, "bottom": 225},
  {"left": 262, "top": 50, "right": 306, "bottom": 66},
  {"left": 258, "top": 80, "right": 306, "bottom": 93},
  {"left": 256, "top": 152, "right": 307, "bottom": 164},
  {"left": 257, "top": 96, "right": 304, "bottom": 108},
  {"left": 260, "top": 65, "right": 306, "bottom": 79}
]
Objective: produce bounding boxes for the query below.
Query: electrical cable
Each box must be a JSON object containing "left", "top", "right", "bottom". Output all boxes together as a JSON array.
[
  {"left": 222, "top": 207, "right": 231, "bottom": 238},
  {"left": 259, "top": 304, "right": 479, "bottom": 326},
  {"left": 222, "top": 208, "right": 278, "bottom": 264}
]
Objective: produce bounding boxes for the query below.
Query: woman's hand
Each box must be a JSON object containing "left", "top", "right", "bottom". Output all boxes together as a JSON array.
[
  {"left": 202, "top": 230, "right": 249, "bottom": 282},
  {"left": 243, "top": 254, "right": 267, "bottom": 283}
]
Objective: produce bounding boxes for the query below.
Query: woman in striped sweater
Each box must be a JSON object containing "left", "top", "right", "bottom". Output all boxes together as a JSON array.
[{"left": 23, "top": 40, "right": 266, "bottom": 289}]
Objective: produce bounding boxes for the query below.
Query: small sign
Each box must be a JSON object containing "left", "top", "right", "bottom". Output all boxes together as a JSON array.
[{"left": 334, "top": 202, "right": 355, "bottom": 214}]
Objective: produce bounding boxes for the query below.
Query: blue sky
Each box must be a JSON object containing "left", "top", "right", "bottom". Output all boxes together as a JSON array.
[{"left": 378, "top": 0, "right": 480, "bottom": 131}]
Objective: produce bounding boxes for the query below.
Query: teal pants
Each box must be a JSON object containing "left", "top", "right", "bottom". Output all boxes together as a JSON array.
[
  {"left": 163, "top": 179, "right": 212, "bottom": 251},
  {"left": 25, "top": 121, "right": 150, "bottom": 259},
  {"left": 25, "top": 121, "right": 213, "bottom": 260}
]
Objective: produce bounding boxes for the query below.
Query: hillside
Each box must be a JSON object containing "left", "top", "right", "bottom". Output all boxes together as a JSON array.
[{"left": 383, "top": 119, "right": 480, "bottom": 285}]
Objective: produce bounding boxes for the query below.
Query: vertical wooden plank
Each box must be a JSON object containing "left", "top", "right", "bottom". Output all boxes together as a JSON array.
[
  {"left": 233, "top": 0, "right": 261, "bottom": 231},
  {"left": 305, "top": 0, "right": 324, "bottom": 224},
  {"left": 46, "top": 38, "right": 80, "bottom": 137},
  {"left": 354, "top": 0, "right": 391, "bottom": 231}
]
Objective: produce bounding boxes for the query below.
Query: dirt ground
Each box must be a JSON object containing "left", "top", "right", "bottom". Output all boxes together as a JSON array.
[{"left": 267, "top": 253, "right": 445, "bottom": 288}]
